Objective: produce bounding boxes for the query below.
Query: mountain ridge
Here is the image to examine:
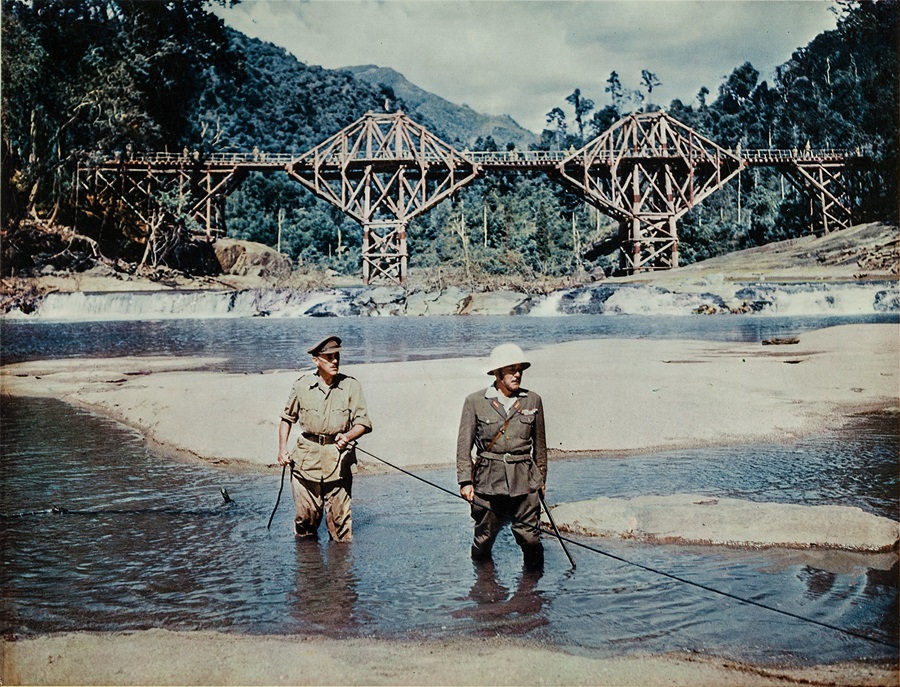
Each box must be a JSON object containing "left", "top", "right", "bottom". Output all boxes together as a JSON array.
[{"left": 342, "top": 64, "right": 539, "bottom": 149}]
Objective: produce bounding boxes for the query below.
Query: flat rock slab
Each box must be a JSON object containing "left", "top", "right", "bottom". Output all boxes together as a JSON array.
[{"left": 548, "top": 494, "right": 900, "bottom": 552}]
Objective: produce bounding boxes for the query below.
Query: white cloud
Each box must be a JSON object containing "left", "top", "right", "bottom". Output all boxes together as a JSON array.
[{"left": 212, "top": 0, "right": 838, "bottom": 133}]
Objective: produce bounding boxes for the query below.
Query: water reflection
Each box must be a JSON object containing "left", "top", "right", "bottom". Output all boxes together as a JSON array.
[
  {"left": 2, "top": 397, "right": 896, "bottom": 665},
  {"left": 289, "top": 541, "right": 360, "bottom": 636},
  {"left": 453, "top": 560, "right": 549, "bottom": 636}
]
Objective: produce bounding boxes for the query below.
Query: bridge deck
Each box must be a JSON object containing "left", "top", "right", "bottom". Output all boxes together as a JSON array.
[{"left": 82, "top": 148, "right": 862, "bottom": 171}]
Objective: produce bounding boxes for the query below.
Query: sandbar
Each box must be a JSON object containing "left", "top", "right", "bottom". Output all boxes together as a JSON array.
[{"left": 3, "top": 323, "right": 897, "bottom": 474}]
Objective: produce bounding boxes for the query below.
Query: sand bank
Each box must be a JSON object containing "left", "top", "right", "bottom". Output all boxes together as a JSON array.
[
  {"left": 2, "top": 324, "right": 897, "bottom": 474},
  {"left": 1, "top": 630, "right": 896, "bottom": 686},
  {"left": 549, "top": 494, "right": 900, "bottom": 551}
]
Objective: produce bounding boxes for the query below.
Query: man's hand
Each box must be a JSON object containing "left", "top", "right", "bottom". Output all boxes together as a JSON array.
[
  {"left": 335, "top": 433, "right": 351, "bottom": 451},
  {"left": 277, "top": 451, "right": 292, "bottom": 466},
  {"left": 460, "top": 484, "right": 475, "bottom": 502}
]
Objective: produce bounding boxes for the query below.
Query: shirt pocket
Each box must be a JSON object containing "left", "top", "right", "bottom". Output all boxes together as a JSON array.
[
  {"left": 327, "top": 406, "right": 351, "bottom": 433},
  {"left": 511, "top": 412, "right": 536, "bottom": 441}
]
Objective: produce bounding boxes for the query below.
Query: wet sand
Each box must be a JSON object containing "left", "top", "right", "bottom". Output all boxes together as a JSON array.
[
  {"left": 1, "top": 323, "right": 898, "bottom": 685},
  {"left": 1, "top": 630, "right": 896, "bottom": 686}
]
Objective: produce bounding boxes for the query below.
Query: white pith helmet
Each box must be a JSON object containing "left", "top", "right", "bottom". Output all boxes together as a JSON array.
[{"left": 486, "top": 343, "right": 531, "bottom": 375}]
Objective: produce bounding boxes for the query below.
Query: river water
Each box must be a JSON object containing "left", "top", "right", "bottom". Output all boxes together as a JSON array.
[{"left": 1, "top": 313, "right": 897, "bottom": 667}]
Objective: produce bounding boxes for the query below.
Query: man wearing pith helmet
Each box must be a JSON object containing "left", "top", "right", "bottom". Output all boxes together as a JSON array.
[
  {"left": 456, "top": 342, "right": 548, "bottom": 570},
  {"left": 277, "top": 335, "right": 372, "bottom": 541}
]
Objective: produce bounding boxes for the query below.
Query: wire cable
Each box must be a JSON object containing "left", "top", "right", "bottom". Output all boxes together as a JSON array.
[{"left": 354, "top": 444, "right": 896, "bottom": 650}]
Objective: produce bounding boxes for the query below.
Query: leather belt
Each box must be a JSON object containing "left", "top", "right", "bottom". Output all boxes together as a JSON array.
[
  {"left": 302, "top": 432, "right": 337, "bottom": 445},
  {"left": 479, "top": 451, "right": 530, "bottom": 464}
]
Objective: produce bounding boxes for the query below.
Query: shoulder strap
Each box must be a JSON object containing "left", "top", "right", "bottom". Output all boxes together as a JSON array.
[{"left": 485, "top": 399, "right": 521, "bottom": 452}]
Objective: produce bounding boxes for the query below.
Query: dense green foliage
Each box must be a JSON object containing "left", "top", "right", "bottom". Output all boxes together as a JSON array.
[{"left": 2, "top": 0, "right": 897, "bottom": 280}]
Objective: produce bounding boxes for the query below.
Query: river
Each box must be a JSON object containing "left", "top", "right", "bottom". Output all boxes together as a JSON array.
[{"left": 1, "top": 312, "right": 897, "bottom": 668}]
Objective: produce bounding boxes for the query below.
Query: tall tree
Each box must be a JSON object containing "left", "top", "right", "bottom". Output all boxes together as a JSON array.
[
  {"left": 640, "top": 69, "right": 662, "bottom": 106},
  {"left": 565, "top": 88, "right": 595, "bottom": 143},
  {"left": 604, "top": 71, "right": 625, "bottom": 114},
  {"left": 545, "top": 107, "right": 567, "bottom": 150}
]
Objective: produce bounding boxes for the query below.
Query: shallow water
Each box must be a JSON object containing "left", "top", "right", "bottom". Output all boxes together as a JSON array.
[
  {"left": 1, "top": 397, "right": 896, "bottom": 666},
  {"left": 2, "top": 312, "right": 896, "bottom": 370}
]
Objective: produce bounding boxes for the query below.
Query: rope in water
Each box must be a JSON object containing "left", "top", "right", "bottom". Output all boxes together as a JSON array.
[{"left": 352, "top": 444, "right": 896, "bottom": 650}]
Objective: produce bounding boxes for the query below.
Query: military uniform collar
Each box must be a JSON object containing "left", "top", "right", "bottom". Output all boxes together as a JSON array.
[
  {"left": 484, "top": 385, "right": 527, "bottom": 400},
  {"left": 306, "top": 372, "right": 346, "bottom": 389}
]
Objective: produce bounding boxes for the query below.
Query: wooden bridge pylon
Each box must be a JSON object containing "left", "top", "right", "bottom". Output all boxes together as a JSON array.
[
  {"left": 77, "top": 110, "right": 862, "bottom": 284},
  {"left": 78, "top": 158, "right": 252, "bottom": 238},
  {"left": 286, "top": 111, "right": 479, "bottom": 285},
  {"left": 556, "top": 111, "right": 744, "bottom": 273}
]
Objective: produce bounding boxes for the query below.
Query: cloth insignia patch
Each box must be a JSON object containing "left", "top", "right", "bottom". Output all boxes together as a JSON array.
[{"left": 519, "top": 408, "right": 538, "bottom": 416}]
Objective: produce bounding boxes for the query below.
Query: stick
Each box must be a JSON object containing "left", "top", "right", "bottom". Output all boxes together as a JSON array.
[
  {"left": 538, "top": 490, "right": 576, "bottom": 569},
  {"left": 266, "top": 463, "right": 287, "bottom": 530}
]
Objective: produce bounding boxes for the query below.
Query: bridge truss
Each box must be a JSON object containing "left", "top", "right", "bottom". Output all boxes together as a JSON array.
[
  {"left": 77, "top": 110, "right": 863, "bottom": 284},
  {"left": 286, "top": 112, "right": 478, "bottom": 284}
]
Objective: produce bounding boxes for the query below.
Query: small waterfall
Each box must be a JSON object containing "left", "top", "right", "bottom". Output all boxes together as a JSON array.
[
  {"left": 8, "top": 288, "right": 359, "bottom": 321},
  {"left": 530, "top": 281, "right": 899, "bottom": 317},
  {"left": 4, "top": 281, "right": 898, "bottom": 321}
]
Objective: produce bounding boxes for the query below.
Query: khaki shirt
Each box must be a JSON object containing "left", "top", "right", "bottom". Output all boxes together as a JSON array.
[
  {"left": 282, "top": 372, "right": 372, "bottom": 481},
  {"left": 456, "top": 386, "right": 547, "bottom": 497}
]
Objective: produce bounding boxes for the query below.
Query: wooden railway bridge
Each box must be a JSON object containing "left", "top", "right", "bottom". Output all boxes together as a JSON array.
[{"left": 78, "top": 110, "right": 863, "bottom": 284}]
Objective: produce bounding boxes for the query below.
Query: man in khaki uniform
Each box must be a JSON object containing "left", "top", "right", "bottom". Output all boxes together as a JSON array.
[
  {"left": 278, "top": 335, "right": 372, "bottom": 541},
  {"left": 456, "top": 343, "right": 547, "bottom": 569}
]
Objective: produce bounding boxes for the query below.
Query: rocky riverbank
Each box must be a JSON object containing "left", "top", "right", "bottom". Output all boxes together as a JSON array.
[{"left": 2, "top": 222, "right": 897, "bottom": 318}]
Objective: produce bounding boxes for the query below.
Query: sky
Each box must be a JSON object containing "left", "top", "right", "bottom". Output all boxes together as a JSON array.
[{"left": 211, "top": 0, "right": 840, "bottom": 134}]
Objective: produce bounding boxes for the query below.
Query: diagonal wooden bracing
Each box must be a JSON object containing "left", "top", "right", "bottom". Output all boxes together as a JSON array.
[
  {"left": 287, "top": 110, "right": 479, "bottom": 284},
  {"left": 78, "top": 161, "right": 248, "bottom": 239},
  {"left": 557, "top": 111, "right": 744, "bottom": 273},
  {"left": 78, "top": 111, "right": 861, "bottom": 283},
  {"left": 188, "top": 166, "right": 249, "bottom": 237},
  {"left": 779, "top": 161, "right": 852, "bottom": 235}
]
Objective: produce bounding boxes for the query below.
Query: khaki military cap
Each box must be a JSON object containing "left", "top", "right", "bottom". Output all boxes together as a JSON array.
[{"left": 308, "top": 335, "right": 342, "bottom": 356}]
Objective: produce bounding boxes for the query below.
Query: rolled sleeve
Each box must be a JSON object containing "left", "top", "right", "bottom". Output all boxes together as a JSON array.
[
  {"left": 281, "top": 388, "right": 300, "bottom": 424},
  {"left": 347, "top": 378, "right": 373, "bottom": 431}
]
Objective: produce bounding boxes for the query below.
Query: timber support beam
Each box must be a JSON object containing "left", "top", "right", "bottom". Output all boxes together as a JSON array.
[
  {"left": 287, "top": 110, "right": 479, "bottom": 285},
  {"left": 557, "top": 110, "right": 743, "bottom": 274}
]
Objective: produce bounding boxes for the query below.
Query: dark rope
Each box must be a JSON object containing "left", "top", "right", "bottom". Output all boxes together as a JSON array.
[
  {"left": 266, "top": 463, "right": 288, "bottom": 530},
  {"left": 354, "top": 444, "right": 895, "bottom": 650}
]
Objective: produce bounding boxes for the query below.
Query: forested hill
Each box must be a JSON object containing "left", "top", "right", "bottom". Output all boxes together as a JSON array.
[
  {"left": 197, "top": 33, "right": 538, "bottom": 153},
  {"left": 197, "top": 30, "right": 511, "bottom": 154},
  {"left": 1, "top": 0, "right": 898, "bottom": 285},
  {"left": 343, "top": 65, "right": 538, "bottom": 149},
  {"left": 201, "top": 29, "right": 390, "bottom": 155}
]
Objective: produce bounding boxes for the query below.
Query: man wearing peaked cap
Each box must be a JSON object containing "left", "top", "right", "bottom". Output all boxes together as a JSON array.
[
  {"left": 277, "top": 334, "right": 372, "bottom": 541},
  {"left": 456, "top": 342, "right": 547, "bottom": 571},
  {"left": 307, "top": 335, "right": 342, "bottom": 356}
]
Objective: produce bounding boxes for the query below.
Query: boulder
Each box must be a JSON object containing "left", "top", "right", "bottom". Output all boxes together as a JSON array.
[
  {"left": 404, "top": 287, "right": 469, "bottom": 316},
  {"left": 458, "top": 290, "right": 532, "bottom": 315},
  {"left": 214, "top": 238, "right": 292, "bottom": 281}
]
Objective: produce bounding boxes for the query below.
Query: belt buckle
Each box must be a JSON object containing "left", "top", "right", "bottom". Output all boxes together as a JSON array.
[
  {"left": 503, "top": 453, "right": 510, "bottom": 464},
  {"left": 318, "top": 434, "right": 326, "bottom": 445}
]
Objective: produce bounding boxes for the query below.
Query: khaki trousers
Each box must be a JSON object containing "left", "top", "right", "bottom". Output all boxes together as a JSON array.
[{"left": 290, "top": 473, "right": 352, "bottom": 542}]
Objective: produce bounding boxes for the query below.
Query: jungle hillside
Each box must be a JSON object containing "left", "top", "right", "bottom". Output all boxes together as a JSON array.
[{"left": 1, "top": 0, "right": 897, "bottom": 288}]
